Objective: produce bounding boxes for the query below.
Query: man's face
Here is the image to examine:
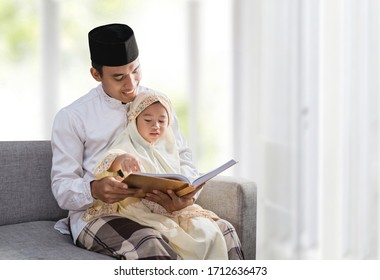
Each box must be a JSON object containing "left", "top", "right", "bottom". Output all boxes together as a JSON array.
[
  {"left": 136, "top": 102, "right": 169, "bottom": 143},
  {"left": 91, "top": 58, "right": 142, "bottom": 103}
]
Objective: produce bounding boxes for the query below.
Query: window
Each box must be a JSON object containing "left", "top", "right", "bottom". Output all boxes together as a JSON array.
[{"left": 0, "top": 0, "right": 234, "bottom": 173}]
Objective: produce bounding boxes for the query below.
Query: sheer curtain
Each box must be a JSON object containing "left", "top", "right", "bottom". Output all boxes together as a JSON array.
[
  {"left": 233, "top": 0, "right": 380, "bottom": 259},
  {"left": 2, "top": 0, "right": 379, "bottom": 260}
]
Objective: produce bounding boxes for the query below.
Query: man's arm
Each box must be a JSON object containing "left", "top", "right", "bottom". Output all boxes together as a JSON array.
[
  {"left": 169, "top": 109, "right": 202, "bottom": 201},
  {"left": 170, "top": 110, "right": 199, "bottom": 178},
  {"left": 51, "top": 109, "right": 144, "bottom": 209},
  {"left": 51, "top": 108, "right": 95, "bottom": 211}
]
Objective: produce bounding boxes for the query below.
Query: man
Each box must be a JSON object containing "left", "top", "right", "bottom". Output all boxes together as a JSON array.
[{"left": 51, "top": 23, "right": 243, "bottom": 260}]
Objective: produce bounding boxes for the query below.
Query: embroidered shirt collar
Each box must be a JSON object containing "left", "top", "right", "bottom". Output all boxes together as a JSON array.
[{"left": 97, "top": 84, "right": 132, "bottom": 108}]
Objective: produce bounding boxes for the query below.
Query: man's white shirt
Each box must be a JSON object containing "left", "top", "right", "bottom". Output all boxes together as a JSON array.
[{"left": 51, "top": 84, "right": 198, "bottom": 243}]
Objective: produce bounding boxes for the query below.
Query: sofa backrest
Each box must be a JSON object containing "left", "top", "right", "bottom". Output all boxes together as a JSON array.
[{"left": 0, "top": 141, "right": 68, "bottom": 226}]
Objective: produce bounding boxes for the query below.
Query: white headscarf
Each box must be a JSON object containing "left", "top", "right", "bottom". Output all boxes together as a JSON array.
[{"left": 109, "top": 88, "right": 181, "bottom": 175}]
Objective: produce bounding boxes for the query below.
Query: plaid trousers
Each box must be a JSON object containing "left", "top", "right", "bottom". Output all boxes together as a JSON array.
[{"left": 77, "top": 215, "right": 244, "bottom": 260}]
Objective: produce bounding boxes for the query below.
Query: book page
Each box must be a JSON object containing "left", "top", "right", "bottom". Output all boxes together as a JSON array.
[
  {"left": 134, "top": 172, "right": 191, "bottom": 184},
  {"left": 192, "top": 159, "right": 238, "bottom": 187},
  {"left": 123, "top": 173, "right": 191, "bottom": 196},
  {"left": 122, "top": 159, "right": 237, "bottom": 194}
]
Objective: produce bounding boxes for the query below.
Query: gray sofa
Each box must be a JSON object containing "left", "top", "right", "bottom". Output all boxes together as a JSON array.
[{"left": 0, "top": 141, "right": 257, "bottom": 260}]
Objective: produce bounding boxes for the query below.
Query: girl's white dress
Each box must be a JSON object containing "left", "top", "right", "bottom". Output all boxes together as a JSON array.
[{"left": 82, "top": 90, "right": 228, "bottom": 259}]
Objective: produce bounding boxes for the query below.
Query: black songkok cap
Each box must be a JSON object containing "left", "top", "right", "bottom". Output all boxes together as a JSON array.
[{"left": 88, "top": 23, "right": 139, "bottom": 66}]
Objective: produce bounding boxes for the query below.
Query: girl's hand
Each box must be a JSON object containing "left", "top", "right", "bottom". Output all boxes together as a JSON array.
[{"left": 109, "top": 153, "right": 141, "bottom": 173}]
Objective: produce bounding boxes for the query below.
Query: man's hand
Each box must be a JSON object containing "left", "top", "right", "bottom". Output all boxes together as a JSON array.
[
  {"left": 90, "top": 176, "right": 144, "bottom": 203},
  {"left": 144, "top": 185, "right": 203, "bottom": 212}
]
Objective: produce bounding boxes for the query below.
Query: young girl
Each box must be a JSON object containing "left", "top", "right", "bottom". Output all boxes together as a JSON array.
[{"left": 82, "top": 89, "right": 244, "bottom": 260}]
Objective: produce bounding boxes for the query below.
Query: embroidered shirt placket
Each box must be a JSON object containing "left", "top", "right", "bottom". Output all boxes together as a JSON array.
[{"left": 125, "top": 102, "right": 131, "bottom": 128}]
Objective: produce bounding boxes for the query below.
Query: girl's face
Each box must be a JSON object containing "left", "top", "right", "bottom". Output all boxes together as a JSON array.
[{"left": 136, "top": 102, "right": 169, "bottom": 143}]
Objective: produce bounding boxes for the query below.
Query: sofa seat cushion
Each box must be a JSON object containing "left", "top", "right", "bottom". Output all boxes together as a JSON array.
[{"left": 0, "top": 220, "right": 113, "bottom": 260}]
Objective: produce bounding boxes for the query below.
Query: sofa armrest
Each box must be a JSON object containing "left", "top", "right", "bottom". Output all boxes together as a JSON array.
[{"left": 196, "top": 175, "right": 257, "bottom": 260}]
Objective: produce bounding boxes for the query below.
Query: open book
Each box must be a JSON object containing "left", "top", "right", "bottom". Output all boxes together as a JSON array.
[{"left": 121, "top": 159, "right": 238, "bottom": 197}]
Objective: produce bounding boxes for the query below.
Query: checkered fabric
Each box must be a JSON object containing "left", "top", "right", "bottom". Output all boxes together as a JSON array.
[{"left": 77, "top": 216, "right": 244, "bottom": 260}]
